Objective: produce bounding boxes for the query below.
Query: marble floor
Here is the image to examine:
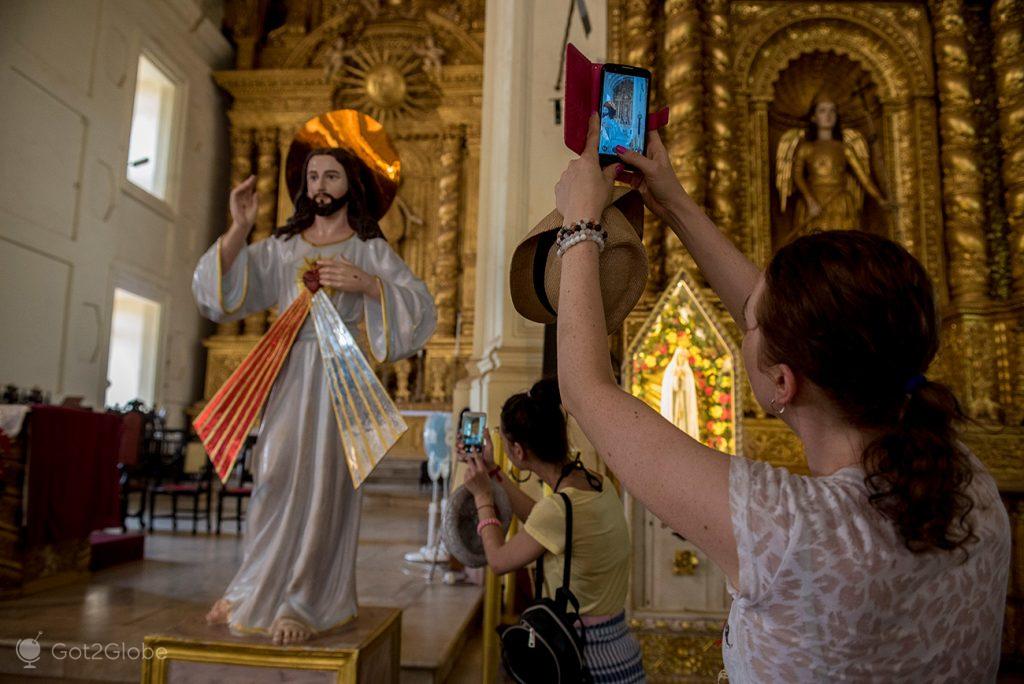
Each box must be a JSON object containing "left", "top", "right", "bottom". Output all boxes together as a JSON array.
[{"left": 0, "top": 486, "right": 483, "bottom": 682}]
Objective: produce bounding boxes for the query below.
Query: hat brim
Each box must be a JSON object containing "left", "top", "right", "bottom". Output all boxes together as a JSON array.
[
  {"left": 442, "top": 483, "right": 513, "bottom": 568},
  {"left": 510, "top": 188, "right": 648, "bottom": 334}
]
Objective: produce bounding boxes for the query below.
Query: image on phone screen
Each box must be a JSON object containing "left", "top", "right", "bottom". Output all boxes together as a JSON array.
[
  {"left": 461, "top": 412, "right": 486, "bottom": 449},
  {"left": 599, "top": 71, "right": 649, "bottom": 157}
]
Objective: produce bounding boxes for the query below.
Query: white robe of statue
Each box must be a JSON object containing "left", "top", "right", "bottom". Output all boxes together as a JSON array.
[{"left": 192, "top": 232, "right": 436, "bottom": 634}]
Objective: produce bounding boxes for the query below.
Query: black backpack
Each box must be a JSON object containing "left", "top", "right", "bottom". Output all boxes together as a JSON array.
[{"left": 498, "top": 491, "right": 591, "bottom": 683}]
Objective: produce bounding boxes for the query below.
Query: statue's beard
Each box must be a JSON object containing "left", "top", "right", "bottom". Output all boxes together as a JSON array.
[{"left": 312, "top": 192, "right": 349, "bottom": 217}]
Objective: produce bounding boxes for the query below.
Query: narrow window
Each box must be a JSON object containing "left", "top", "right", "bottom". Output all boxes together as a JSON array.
[
  {"left": 105, "top": 288, "right": 161, "bottom": 408},
  {"left": 126, "top": 55, "right": 178, "bottom": 200}
]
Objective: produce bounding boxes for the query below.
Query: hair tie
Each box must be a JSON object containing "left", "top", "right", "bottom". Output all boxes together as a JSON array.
[{"left": 903, "top": 373, "right": 927, "bottom": 395}]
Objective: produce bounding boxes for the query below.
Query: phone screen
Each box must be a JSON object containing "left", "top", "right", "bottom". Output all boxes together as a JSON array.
[
  {"left": 599, "top": 69, "right": 649, "bottom": 158},
  {"left": 460, "top": 412, "right": 487, "bottom": 449}
]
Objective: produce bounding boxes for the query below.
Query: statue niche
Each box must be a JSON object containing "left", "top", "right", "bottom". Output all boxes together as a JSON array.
[{"left": 770, "top": 52, "right": 893, "bottom": 248}]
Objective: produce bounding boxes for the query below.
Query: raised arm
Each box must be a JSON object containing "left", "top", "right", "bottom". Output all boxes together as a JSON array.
[
  {"left": 463, "top": 453, "right": 545, "bottom": 575},
  {"left": 553, "top": 117, "right": 738, "bottom": 586},
  {"left": 616, "top": 133, "right": 759, "bottom": 329},
  {"left": 220, "top": 175, "right": 258, "bottom": 272},
  {"left": 192, "top": 176, "right": 278, "bottom": 323}
]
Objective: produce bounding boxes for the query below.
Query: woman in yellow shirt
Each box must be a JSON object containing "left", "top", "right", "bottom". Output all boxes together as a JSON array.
[{"left": 461, "top": 378, "right": 646, "bottom": 683}]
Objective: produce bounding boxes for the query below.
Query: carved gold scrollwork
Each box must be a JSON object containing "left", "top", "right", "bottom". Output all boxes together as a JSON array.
[
  {"left": 702, "top": 0, "right": 737, "bottom": 246},
  {"left": 931, "top": 0, "right": 990, "bottom": 306},
  {"left": 433, "top": 129, "right": 463, "bottom": 336},
  {"left": 254, "top": 128, "right": 280, "bottom": 243},
  {"left": 242, "top": 128, "right": 280, "bottom": 336},
  {"left": 661, "top": 0, "right": 705, "bottom": 278},
  {"left": 992, "top": 0, "right": 1024, "bottom": 300},
  {"left": 673, "top": 549, "right": 700, "bottom": 576},
  {"left": 393, "top": 358, "right": 412, "bottom": 402},
  {"left": 630, "top": 617, "right": 725, "bottom": 678},
  {"left": 623, "top": 0, "right": 664, "bottom": 302},
  {"left": 427, "top": 354, "right": 449, "bottom": 403}
]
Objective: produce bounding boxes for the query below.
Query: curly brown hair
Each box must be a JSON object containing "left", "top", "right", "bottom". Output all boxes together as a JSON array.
[{"left": 757, "top": 230, "right": 976, "bottom": 557}]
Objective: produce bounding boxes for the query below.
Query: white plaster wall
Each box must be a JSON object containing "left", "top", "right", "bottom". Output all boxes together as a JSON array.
[
  {"left": 467, "top": 0, "right": 607, "bottom": 418},
  {"left": 0, "top": 0, "right": 231, "bottom": 425}
]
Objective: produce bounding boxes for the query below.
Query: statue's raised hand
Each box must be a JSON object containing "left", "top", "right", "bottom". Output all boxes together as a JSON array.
[{"left": 229, "top": 175, "right": 259, "bottom": 235}]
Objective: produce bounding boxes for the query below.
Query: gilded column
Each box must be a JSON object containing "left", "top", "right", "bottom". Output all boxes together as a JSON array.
[
  {"left": 992, "top": 0, "right": 1024, "bottom": 300},
  {"left": 701, "top": 0, "right": 736, "bottom": 242},
  {"left": 243, "top": 128, "right": 280, "bottom": 336},
  {"left": 751, "top": 99, "right": 772, "bottom": 266},
  {"left": 219, "top": 127, "right": 254, "bottom": 336},
  {"left": 931, "top": 0, "right": 990, "bottom": 306},
  {"left": 625, "top": 0, "right": 664, "bottom": 301},
  {"left": 661, "top": 0, "right": 705, "bottom": 278},
  {"left": 433, "top": 129, "right": 463, "bottom": 337},
  {"left": 276, "top": 123, "right": 299, "bottom": 227}
]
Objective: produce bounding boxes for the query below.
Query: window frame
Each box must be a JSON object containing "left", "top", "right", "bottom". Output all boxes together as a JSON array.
[
  {"left": 120, "top": 45, "right": 188, "bottom": 217},
  {"left": 100, "top": 268, "right": 169, "bottom": 411}
]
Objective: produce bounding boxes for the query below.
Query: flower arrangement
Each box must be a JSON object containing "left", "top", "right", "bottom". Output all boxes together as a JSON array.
[{"left": 629, "top": 294, "right": 736, "bottom": 455}]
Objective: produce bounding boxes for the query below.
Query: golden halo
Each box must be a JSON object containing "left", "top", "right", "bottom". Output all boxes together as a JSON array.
[{"left": 286, "top": 109, "right": 401, "bottom": 219}]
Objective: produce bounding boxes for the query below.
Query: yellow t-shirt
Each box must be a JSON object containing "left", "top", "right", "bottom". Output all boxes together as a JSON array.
[{"left": 523, "top": 484, "right": 631, "bottom": 616}]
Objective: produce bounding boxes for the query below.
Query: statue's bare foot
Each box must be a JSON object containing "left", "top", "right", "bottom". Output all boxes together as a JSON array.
[
  {"left": 271, "top": 616, "right": 315, "bottom": 646},
  {"left": 205, "top": 599, "right": 232, "bottom": 625}
]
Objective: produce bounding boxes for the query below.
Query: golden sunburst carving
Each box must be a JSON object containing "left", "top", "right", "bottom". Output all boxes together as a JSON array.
[{"left": 330, "top": 43, "right": 439, "bottom": 123}]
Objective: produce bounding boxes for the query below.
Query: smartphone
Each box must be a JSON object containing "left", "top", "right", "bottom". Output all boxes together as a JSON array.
[
  {"left": 597, "top": 63, "right": 651, "bottom": 168},
  {"left": 460, "top": 411, "right": 487, "bottom": 451}
]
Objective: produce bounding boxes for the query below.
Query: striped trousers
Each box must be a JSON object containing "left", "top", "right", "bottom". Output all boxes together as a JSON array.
[{"left": 579, "top": 613, "right": 646, "bottom": 683}]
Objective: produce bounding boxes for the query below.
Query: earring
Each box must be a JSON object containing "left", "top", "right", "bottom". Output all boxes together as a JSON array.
[{"left": 769, "top": 398, "right": 786, "bottom": 415}]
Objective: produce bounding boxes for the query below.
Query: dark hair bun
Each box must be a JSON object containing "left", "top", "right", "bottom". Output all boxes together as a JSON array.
[
  {"left": 529, "top": 378, "right": 562, "bottom": 409},
  {"left": 500, "top": 377, "right": 568, "bottom": 465}
]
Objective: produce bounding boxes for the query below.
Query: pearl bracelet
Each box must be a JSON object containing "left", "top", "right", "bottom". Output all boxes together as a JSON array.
[{"left": 556, "top": 220, "right": 607, "bottom": 258}]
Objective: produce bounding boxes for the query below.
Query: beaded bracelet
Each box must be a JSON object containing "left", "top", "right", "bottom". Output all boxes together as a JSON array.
[
  {"left": 476, "top": 517, "right": 501, "bottom": 535},
  {"left": 556, "top": 220, "right": 607, "bottom": 257}
]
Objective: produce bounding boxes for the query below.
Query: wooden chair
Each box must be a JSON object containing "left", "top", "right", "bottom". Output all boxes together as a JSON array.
[
  {"left": 113, "top": 400, "right": 156, "bottom": 531},
  {"left": 216, "top": 436, "right": 255, "bottom": 535},
  {"left": 146, "top": 429, "right": 212, "bottom": 534}
]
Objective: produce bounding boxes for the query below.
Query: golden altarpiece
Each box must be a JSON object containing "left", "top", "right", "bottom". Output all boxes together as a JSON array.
[
  {"left": 608, "top": 0, "right": 1024, "bottom": 679},
  {"left": 207, "top": 0, "right": 1024, "bottom": 680}
]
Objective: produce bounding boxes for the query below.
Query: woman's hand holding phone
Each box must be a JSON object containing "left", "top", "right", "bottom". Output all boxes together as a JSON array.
[
  {"left": 462, "top": 453, "right": 493, "bottom": 501},
  {"left": 456, "top": 429, "right": 495, "bottom": 468},
  {"left": 614, "top": 130, "right": 690, "bottom": 227}
]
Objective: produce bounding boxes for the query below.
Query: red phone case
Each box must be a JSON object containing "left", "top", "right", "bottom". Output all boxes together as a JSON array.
[{"left": 563, "top": 43, "right": 669, "bottom": 156}]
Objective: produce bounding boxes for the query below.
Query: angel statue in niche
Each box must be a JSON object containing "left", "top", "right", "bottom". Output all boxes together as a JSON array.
[{"left": 775, "top": 93, "right": 893, "bottom": 245}]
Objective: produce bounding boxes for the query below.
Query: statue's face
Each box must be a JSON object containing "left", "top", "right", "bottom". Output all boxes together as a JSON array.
[
  {"left": 813, "top": 101, "right": 837, "bottom": 130},
  {"left": 306, "top": 154, "right": 349, "bottom": 207}
]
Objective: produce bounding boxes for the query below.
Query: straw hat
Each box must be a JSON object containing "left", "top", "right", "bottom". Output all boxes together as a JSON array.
[
  {"left": 285, "top": 109, "right": 400, "bottom": 219},
  {"left": 510, "top": 187, "right": 648, "bottom": 334},
  {"left": 442, "top": 482, "right": 513, "bottom": 568}
]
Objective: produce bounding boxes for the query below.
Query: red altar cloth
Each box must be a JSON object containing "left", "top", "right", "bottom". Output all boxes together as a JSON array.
[{"left": 26, "top": 406, "right": 122, "bottom": 545}]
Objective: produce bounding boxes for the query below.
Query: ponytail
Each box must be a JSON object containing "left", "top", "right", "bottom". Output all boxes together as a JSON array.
[
  {"left": 862, "top": 377, "right": 976, "bottom": 557},
  {"left": 758, "top": 231, "right": 979, "bottom": 558}
]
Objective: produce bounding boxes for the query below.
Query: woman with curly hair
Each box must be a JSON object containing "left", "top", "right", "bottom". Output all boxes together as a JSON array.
[{"left": 550, "top": 116, "right": 1010, "bottom": 681}]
